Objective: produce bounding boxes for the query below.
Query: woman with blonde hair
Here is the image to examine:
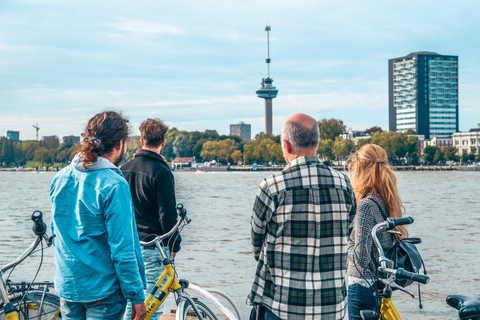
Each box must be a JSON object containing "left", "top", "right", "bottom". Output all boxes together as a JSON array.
[{"left": 346, "top": 144, "right": 408, "bottom": 319}]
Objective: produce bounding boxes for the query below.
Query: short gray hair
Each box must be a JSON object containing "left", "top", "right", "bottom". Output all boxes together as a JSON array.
[{"left": 281, "top": 120, "right": 320, "bottom": 151}]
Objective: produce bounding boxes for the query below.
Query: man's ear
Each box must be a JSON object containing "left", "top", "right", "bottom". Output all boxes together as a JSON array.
[
  {"left": 283, "top": 139, "right": 292, "bottom": 154},
  {"left": 160, "top": 140, "right": 166, "bottom": 148},
  {"left": 140, "top": 138, "right": 145, "bottom": 148}
]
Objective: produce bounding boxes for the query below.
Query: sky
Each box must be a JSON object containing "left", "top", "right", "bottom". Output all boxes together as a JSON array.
[{"left": 0, "top": 0, "right": 479, "bottom": 140}]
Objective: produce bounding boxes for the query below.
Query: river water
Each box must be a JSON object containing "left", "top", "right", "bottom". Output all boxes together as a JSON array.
[{"left": 0, "top": 170, "right": 478, "bottom": 319}]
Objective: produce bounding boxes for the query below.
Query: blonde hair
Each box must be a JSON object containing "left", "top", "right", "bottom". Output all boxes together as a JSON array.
[{"left": 347, "top": 144, "right": 408, "bottom": 239}]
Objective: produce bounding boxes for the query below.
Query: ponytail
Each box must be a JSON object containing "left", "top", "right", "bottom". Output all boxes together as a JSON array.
[{"left": 79, "top": 111, "right": 129, "bottom": 169}]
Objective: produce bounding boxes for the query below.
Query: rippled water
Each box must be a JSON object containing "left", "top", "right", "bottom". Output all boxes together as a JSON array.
[{"left": 0, "top": 170, "right": 478, "bottom": 319}]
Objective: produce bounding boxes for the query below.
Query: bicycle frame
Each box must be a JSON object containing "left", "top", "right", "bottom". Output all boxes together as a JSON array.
[
  {"left": 144, "top": 262, "right": 182, "bottom": 318},
  {"left": 380, "top": 297, "right": 401, "bottom": 319},
  {"left": 139, "top": 204, "right": 240, "bottom": 320}
]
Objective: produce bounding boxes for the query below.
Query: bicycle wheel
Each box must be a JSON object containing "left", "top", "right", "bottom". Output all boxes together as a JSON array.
[
  {"left": 181, "top": 300, "right": 218, "bottom": 320},
  {"left": 0, "top": 292, "right": 61, "bottom": 320}
]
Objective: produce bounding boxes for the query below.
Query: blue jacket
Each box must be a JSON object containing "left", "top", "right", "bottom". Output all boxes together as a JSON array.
[{"left": 50, "top": 155, "right": 146, "bottom": 304}]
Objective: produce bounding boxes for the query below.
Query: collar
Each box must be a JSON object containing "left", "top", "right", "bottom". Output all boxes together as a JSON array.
[
  {"left": 135, "top": 149, "right": 169, "bottom": 166},
  {"left": 284, "top": 155, "right": 322, "bottom": 170}
]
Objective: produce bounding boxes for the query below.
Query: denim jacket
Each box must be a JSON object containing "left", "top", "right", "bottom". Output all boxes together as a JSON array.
[{"left": 50, "top": 155, "right": 146, "bottom": 304}]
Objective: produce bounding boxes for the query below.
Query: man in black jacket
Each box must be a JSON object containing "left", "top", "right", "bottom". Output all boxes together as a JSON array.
[{"left": 121, "top": 118, "right": 181, "bottom": 320}]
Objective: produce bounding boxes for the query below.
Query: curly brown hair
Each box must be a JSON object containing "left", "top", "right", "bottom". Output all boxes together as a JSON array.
[
  {"left": 79, "top": 111, "right": 129, "bottom": 169},
  {"left": 139, "top": 118, "right": 168, "bottom": 148}
]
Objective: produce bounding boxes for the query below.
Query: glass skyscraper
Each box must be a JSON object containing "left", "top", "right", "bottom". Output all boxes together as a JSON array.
[{"left": 389, "top": 52, "right": 458, "bottom": 139}]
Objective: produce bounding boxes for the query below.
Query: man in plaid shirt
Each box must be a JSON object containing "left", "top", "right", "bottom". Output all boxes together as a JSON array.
[{"left": 247, "top": 113, "right": 356, "bottom": 320}]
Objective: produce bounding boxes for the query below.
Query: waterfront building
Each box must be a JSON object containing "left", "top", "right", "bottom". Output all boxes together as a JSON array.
[
  {"left": 389, "top": 52, "right": 459, "bottom": 139},
  {"left": 423, "top": 137, "right": 453, "bottom": 149},
  {"left": 6, "top": 130, "right": 20, "bottom": 142},
  {"left": 230, "top": 122, "right": 251, "bottom": 141},
  {"left": 453, "top": 124, "right": 480, "bottom": 155},
  {"left": 62, "top": 135, "right": 81, "bottom": 144},
  {"left": 172, "top": 157, "right": 196, "bottom": 168},
  {"left": 339, "top": 127, "right": 370, "bottom": 144}
]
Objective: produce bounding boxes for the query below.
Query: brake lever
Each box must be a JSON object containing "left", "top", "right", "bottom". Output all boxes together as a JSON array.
[
  {"left": 379, "top": 278, "right": 415, "bottom": 298},
  {"left": 387, "top": 230, "right": 402, "bottom": 235},
  {"left": 43, "top": 234, "right": 55, "bottom": 247}
]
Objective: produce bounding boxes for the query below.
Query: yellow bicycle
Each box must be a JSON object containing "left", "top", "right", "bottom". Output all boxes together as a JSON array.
[
  {"left": 0, "top": 211, "right": 60, "bottom": 320},
  {"left": 138, "top": 203, "right": 241, "bottom": 320},
  {"left": 360, "top": 217, "right": 429, "bottom": 320}
]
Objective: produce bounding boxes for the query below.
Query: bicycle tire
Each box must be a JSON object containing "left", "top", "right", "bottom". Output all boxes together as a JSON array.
[
  {"left": 0, "top": 293, "right": 61, "bottom": 320},
  {"left": 181, "top": 300, "right": 218, "bottom": 320}
]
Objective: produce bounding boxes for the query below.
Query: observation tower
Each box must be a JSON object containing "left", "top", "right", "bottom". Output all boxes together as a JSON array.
[{"left": 256, "top": 25, "right": 278, "bottom": 135}]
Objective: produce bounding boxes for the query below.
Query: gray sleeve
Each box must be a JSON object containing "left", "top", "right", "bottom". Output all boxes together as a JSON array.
[{"left": 351, "top": 199, "right": 377, "bottom": 269}]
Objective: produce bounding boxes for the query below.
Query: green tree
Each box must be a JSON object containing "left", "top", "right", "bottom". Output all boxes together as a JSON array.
[
  {"left": 461, "top": 150, "right": 469, "bottom": 164},
  {"left": 333, "top": 138, "right": 354, "bottom": 159},
  {"left": 433, "top": 149, "right": 445, "bottom": 164},
  {"left": 244, "top": 136, "right": 283, "bottom": 165},
  {"left": 442, "top": 146, "right": 459, "bottom": 162},
  {"left": 370, "top": 131, "right": 418, "bottom": 163},
  {"left": 423, "top": 146, "right": 439, "bottom": 164},
  {"left": 318, "top": 118, "right": 346, "bottom": 141},
  {"left": 317, "top": 139, "right": 334, "bottom": 161},
  {"left": 200, "top": 139, "right": 240, "bottom": 164},
  {"left": 365, "top": 126, "right": 382, "bottom": 135},
  {"left": 0, "top": 137, "right": 15, "bottom": 166},
  {"left": 33, "top": 147, "right": 53, "bottom": 165},
  {"left": 192, "top": 138, "right": 207, "bottom": 162},
  {"left": 231, "top": 150, "right": 243, "bottom": 164},
  {"left": 172, "top": 134, "right": 192, "bottom": 158}
]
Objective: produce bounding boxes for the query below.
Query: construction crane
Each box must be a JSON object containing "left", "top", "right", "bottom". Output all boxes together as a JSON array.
[{"left": 32, "top": 123, "right": 40, "bottom": 141}]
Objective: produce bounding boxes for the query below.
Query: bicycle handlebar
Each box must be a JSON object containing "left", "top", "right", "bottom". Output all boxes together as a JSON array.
[
  {"left": 32, "top": 210, "right": 47, "bottom": 236},
  {"left": 139, "top": 203, "right": 189, "bottom": 247},
  {"left": 371, "top": 217, "right": 428, "bottom": 288},
  {"left": 395, "top": 268, "right": 429, "bottom": 284},
  {"left": 390, "top": 217, "right": 414, "bottom": 228},
  {"left": 1, "top": 211, "right": 53, "bottom": 273}
]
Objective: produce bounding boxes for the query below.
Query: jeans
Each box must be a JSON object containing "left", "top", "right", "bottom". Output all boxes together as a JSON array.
[
  {"left": 60, "top": 290, "right": 126, "bottom": 320},
  {"left": 347, "top": 284, "right": 378, "bottom": 320},
  {"left": 264, "top": 308, "right": 282, "bottom": 320},
  {"left": 124, "top": 246, "right": 170, "bottom": 320}
]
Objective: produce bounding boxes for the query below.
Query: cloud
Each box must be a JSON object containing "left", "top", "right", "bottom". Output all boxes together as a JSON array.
[{"left": 108, "top": 18, "right": 183, "bottom": 35}]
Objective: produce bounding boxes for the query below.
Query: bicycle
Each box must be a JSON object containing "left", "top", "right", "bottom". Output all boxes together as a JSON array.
[
  {"left": 359, "top": 217, "right": 430, "bottom": 320},
  {"left": 138, "top": 203, "right": 242, "bottom": 320},
  {"left": 0, "top": 210, "right": 60, "bottom": 320}
]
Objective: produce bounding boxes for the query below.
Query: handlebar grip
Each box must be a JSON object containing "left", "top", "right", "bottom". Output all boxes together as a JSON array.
[
  {"left": 31, "top": 210, "right": 47, "bottom": 236},
  {"left": 393, "top": 217, "right": 414, "bottom": 227},
  {"left": 395, "top": 268, "right": 429, "bottom": 284},
  {"left": 176, "top": 203, "right": 187, "bottom": 218}
]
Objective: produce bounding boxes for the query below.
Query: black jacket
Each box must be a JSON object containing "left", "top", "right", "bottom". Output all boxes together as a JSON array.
[{"left": 121, "top": 149, "right": 181, "bottom": 252}]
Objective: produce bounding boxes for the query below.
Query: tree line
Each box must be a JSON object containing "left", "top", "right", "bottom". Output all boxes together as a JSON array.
[
  {"left": 0, "top": 136, "right": 78, "bottom": 168},
  {"left": 1, "top": 118, "right": 478, "bottom": 168}
]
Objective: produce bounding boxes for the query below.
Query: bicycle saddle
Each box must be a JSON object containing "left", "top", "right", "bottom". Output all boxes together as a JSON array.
[{"left": 446, "top": 295, "right": 480, "bottom": 320}]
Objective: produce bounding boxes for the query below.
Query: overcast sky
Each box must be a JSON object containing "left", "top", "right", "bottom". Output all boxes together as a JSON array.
[{"left": 1, "top": 0, "right": 479, "bottom": 140}]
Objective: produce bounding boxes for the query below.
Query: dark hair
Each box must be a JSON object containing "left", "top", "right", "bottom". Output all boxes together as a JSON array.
[
  {"left": 281, "top": 120, "right": 320, "bottom": 151},
  {"left": 139, "top": 118, "right": 168, "bottom": 148},
  {"left": 79, "top": 111, "right": 129, "bottom": 169}
]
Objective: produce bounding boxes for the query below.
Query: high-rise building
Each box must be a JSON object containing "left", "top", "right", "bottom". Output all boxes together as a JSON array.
[
  {"left": 7, "top": 130, "right": 20, "bottom": 142},
  {"left": 389, "top": 52, "right": 458, "bottom": 139},
  {"left": 230, "top": 122, "right": 251, "bottom": 141}
]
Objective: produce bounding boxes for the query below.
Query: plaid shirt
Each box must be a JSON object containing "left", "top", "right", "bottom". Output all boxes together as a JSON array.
[{"left": 247, "top": 156, "right": 356, "bottom": 320}]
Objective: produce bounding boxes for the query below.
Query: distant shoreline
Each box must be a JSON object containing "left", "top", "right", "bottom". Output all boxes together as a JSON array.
[{"left": 1, "top": 165, "right": 479, "bottom": 172}]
